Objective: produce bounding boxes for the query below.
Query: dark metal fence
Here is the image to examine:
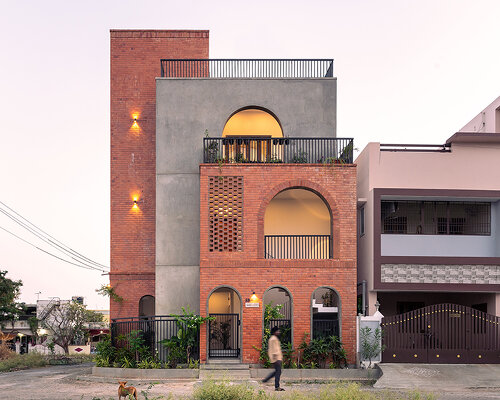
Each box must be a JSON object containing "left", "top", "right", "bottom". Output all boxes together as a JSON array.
[
  {"left": 111, "top": 315, "right": 199, "bottom": 362},
  {"left": 204, "top": 137, "right": 353, "bottom": 164},
  {"left": 268, "top": 319, "right": 292, "bottom": 344},
  {"left": 265, "top": 235, "right": 332, "bottom": 259},
  {"left": 208, "top": 313, "right": 240, "bottom": 358},
  {"left": 381, "top": 303, "right": 500, "bottom": 363},
  {"left": 161, "top": 59, "right": 334, "bottom": 78},
  {"left": 313, "top": 319, "right": 340, "bottom": 339}
]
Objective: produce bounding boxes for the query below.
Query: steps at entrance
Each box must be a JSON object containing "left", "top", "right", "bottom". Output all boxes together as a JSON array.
[
  {"left": 200, "top": 360, "right": 251, "bottom": 380},
  {"left": 199, "top": 369, "right": 251, "bottom": 380}
]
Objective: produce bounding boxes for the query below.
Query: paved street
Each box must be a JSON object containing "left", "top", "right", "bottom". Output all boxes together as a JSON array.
[{"left": 1, "top": 364, "right": 500, "bottom": 399}]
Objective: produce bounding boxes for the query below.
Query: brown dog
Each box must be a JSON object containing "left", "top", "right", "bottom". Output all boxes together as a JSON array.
[{"left": 118, "top": 381, "right": 137, "bottom": 400}]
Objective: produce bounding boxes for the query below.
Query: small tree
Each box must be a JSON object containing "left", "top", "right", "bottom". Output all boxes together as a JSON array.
[
  {"left": 0, "top": 270, "right": 24, "bottom": 326},
  {"left": 359, "top": 326, "right": 384, "bottom": 368},
  {"left": 41, "top": 301, "right": 103, "bottom": 354}
]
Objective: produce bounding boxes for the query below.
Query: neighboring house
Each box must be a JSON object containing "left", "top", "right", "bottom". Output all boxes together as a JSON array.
[
  {"left": 0, "top": 304, "right": 36, "bottom": 354},
  {"left": 110, "top": 30, "right": 358, "bottom": 364},
  {"left": 356, "top": 97, "right": 500, "bottom": 363}
]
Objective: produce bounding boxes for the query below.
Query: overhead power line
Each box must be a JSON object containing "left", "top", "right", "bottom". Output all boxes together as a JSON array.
[
  {"left": 0, "top": 201, "right": 109, "bottom": 272},
  {"left": 0, "top": 225, "right": 105, "bottom": 272}
]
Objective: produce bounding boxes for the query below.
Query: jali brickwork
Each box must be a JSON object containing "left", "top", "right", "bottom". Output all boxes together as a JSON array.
[
  {"left": 110, "top": 30, "right": 209, "bottom": 319},
  {"left": 199, "top": 164, "right": 357, "bottom": 364}
]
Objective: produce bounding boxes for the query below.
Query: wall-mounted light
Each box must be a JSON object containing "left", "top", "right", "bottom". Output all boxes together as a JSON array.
[
  {"left": 132, "top": 197, "right": 144, "bottom": 209},
  {"left": 250, "top": 291, "right": 259, "bottom": 303}
]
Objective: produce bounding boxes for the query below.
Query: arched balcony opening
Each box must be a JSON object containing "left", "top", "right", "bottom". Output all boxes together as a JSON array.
[
  {"left": 264, "top": 188, "right": 332, "bottom": 259},
  {"left": 205, "top": 107, "right": 285, "bottom": 163}
]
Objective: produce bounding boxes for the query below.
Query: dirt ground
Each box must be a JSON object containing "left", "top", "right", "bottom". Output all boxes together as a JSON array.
[{"left": 1, "top": 364, "right": 500, "bottom": 400}]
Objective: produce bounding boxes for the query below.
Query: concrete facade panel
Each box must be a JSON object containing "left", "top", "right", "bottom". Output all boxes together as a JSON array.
[
  {"left": 155, "top": 265, "right": 200, "bottom": 314},
  {"left": 156, "top": 174, "right": 200, "bottom": 266},
  {"left": 156, "top": 78, "right": 337, "bottom": 175}
]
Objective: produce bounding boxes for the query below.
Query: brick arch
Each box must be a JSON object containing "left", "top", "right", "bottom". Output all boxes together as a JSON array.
[{"left": 257, "top": 179, "right": 341, "bottom": 259}]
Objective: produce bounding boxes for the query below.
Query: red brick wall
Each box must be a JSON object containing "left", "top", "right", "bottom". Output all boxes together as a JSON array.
[
  {"left": 110, "top": 30, "right": 209, "bottom": 319},
  {"left": 199, "top": 164, "right": 357, "bottom": 364}
]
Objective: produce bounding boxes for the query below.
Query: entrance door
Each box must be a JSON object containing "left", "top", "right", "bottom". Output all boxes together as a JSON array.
[
  {"left": 208, "top": 313, "right": 240, "bottom": 357},
  {"left": 381, "top": 303, "right": 500, "bottom": 363},
  {"left": 208, "top": 287, "right": 241, "bottom": 358}
]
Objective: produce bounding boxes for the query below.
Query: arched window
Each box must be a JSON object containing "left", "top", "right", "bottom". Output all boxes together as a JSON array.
[
  {"left": 223, "top": 108, "right": 283, "bottom": 137},
  {"left": 220, "top": 107, "right": 283, "bottom": 163},
  {"left": 263, "top": 286, "right": 292, "bottom": 344},
  {"left": 139, "top": 295, "right": 155, "bottom": 317},
  {"left": 311, "top": 287, "right": 340, "bottom": 339},
  {"left": 264, "top": 188, "right": 332, "bottom": 259}
]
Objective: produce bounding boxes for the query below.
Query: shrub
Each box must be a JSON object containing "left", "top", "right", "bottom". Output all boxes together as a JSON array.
[
  {"left": 359, "top": 327, "right": 384, "bottom": 368},
  {"left": 192, "top": 380, "right": 258, "bottom": 400},
  {"left": 0, "top": 352, "right": 47, "bottom": 372}
]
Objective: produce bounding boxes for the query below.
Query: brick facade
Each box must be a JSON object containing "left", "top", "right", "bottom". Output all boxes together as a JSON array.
[
  {"left": 110, "top": 30, "right": 209, "bottom": 319},
  {"left": 199, "top": 164, "right": 357, "bottom": 364}
]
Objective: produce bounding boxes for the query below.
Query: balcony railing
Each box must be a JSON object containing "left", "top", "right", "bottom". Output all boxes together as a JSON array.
[
  {"left": 265, "top": 235, "right": 332, "bottom": 259},
  {"left": 160, "top": 59, "right": 334, "bottom": 78},
  {"left": 204, "top": 137, "right": 353, "bottom": 164}
]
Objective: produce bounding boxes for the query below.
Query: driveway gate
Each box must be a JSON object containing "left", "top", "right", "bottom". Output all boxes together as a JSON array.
[
  {"left": 381, "top": 303, "right": 500, "bottom": 363},
  {"left": 208, "top": 313, "right": 240, "bottom": 358}
]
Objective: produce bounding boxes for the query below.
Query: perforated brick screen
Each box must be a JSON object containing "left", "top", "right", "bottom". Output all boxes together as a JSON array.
[{"left": 208, "top": 176, "right": 243, "bottom": 252}]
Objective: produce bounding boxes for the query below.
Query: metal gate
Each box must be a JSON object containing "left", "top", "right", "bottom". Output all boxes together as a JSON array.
[
  {"left": 208, "top": 313, "right": 240, "bottom": 358},
  {"left": 381, "top": 303, "right": 500, "bottom": 363}
]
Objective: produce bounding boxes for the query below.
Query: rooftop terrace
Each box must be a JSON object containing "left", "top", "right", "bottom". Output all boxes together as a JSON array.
[{"left": 160, "top": 59, "right": 334, "bottom": 78}]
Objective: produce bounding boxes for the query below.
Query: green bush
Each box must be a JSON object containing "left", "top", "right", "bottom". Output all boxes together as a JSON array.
[
  {"left": 190, "top": 381, "right": 435, "bottom": 400},
  {"left": 192, "top": 380, "right": 260, "bottom": 400},
  {"left": 0, "top": 352, "right": 47, "bottom": 372}
]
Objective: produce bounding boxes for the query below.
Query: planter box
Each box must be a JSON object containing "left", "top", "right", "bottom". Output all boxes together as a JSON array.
[
  {"left": 92, "top": 366, "right": 199, "bottom": 379},
  {"left": 250, "top": 367, "right": 381, "bottom": 381}
]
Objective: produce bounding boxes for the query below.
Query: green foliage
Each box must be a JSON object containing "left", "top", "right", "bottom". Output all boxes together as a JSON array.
[
  {"left": 96, "top": 284, "right": 123, "bottom": 303},
  {"left": 0, "top": 270, "right": 24, "bottom": 324},
  {"left": 192, "top": 379, "right": 258, "bottom": 400},
  {"left": 291, "top": 151, "right": 308, "bottom": 163},
  {"left": 298, "top": 334, "right": 347, "bottom": 369},
  {"left": 255, "top": 303, "right": 287, "bottom": 367},
  {"left": 359, "top": 326, "right": 384, "bottom": 368},
  {"left": 94, "top": 335, "right": 116, "bottom": 367},
  {"left": 0, "top": 352, "right": 46, "bottom": 372},
  {"left": 191, "top": 380, "right": 435, "bottom": 400},
  {"left": 161, "top": 306, "right": 212, "bottom": 367}
]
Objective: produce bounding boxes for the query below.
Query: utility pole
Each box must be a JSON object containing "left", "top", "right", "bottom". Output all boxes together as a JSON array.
[{"left": 35, "top": 291, "right": 41, "bottom": 301}]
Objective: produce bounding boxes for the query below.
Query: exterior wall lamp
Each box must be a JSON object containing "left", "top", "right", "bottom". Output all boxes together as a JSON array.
[
  {"left": 132, "top": 197, "right": 144, "bottom": 209},
  {"left": 250, "top": 291, "right": 259, "bottom": 303}
]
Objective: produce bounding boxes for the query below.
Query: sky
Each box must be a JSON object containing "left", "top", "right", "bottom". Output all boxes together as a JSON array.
[{"left": 1, "top": 0, "right": 499, "bottom": 310}]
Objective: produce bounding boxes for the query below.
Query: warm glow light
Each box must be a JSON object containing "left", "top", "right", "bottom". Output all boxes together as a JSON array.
[{"left": 250, "top": 292, "right": 259, "bottom": 303}]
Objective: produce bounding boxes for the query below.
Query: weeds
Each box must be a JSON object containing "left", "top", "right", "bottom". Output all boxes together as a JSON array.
[{"left": 0, "top": 352, "right": 47, "bottom": 372}]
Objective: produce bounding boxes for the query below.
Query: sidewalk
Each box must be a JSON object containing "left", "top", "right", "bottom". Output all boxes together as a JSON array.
[{"left": 375, "top": 364, "right": 500, "bottom": 390}]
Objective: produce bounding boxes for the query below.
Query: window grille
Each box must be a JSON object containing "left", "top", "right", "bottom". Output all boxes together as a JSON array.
[
  {"left": 381, "top": 201, "right": 491, "bottom": 235},
  {"left": 208, "top": 176, "right": 243, "bottom": 252}
]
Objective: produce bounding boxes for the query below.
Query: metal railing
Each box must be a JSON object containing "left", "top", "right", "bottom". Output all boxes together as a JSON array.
[
  {"left": 265, "top": 235, "right": 332, "bottom": 259},
  {"left": 204, "top": 137, "right": 353, "bottom": 164},
  {"left": 161, "top": 59, "right": 334, "bottom": 78},
  {"left": 312, "top": 319, "right": 339, "bottom": 339},
  {"left": 268, "top": 319, "right": 292, "bottom": 344},
  {"left": 111, "top": 315, "right": 199, "bottom": 362}
]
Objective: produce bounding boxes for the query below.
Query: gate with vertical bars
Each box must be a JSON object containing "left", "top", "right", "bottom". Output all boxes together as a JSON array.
[{"left": 381, "top": 303, "right": 500, "bottom": 363}]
